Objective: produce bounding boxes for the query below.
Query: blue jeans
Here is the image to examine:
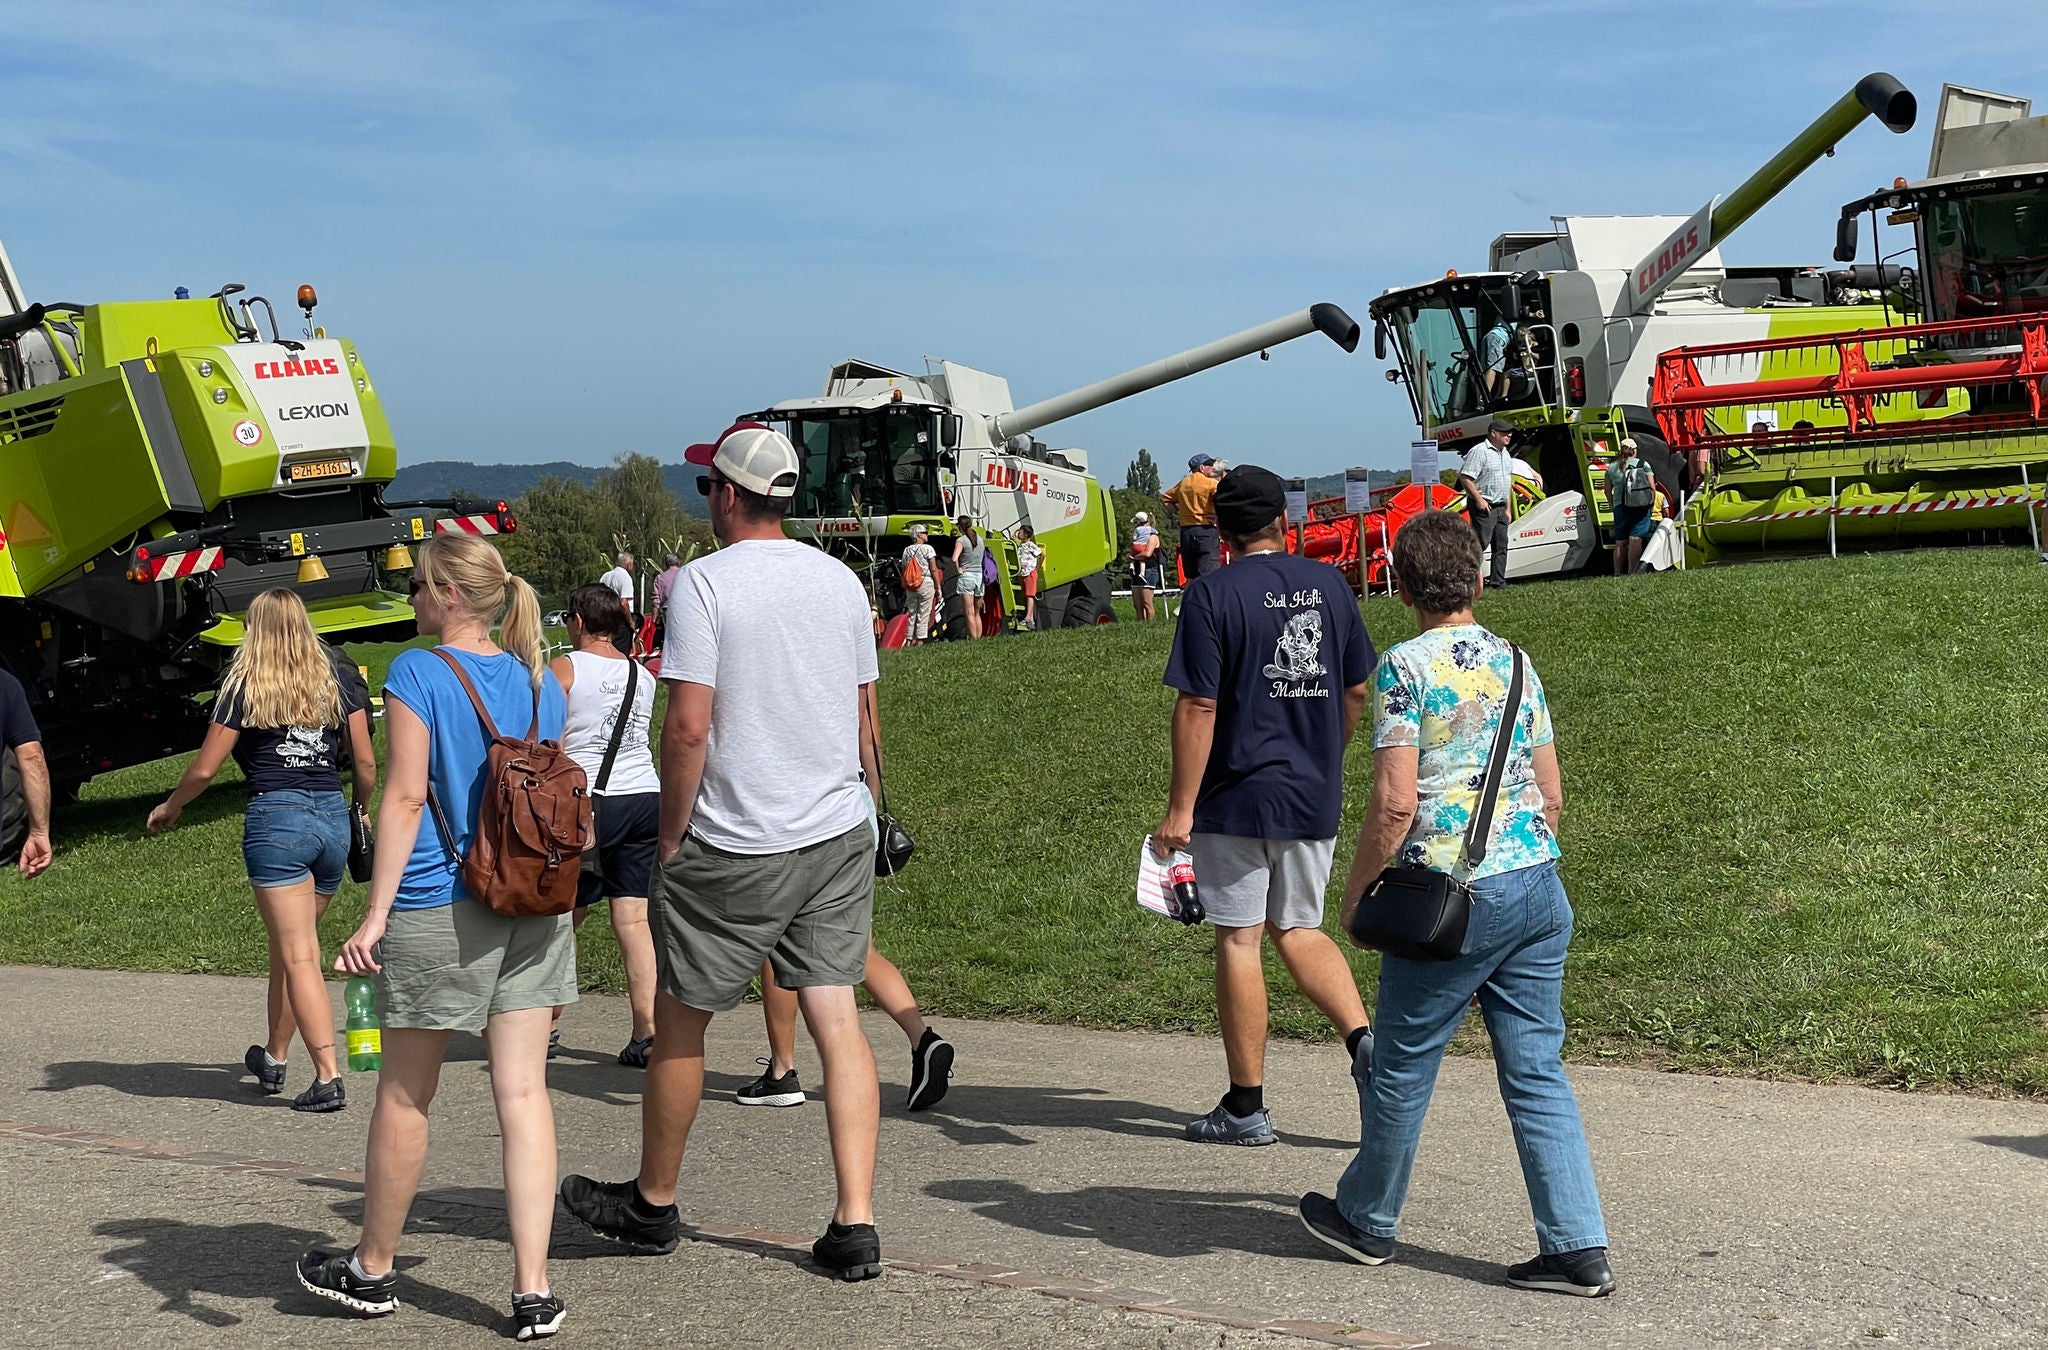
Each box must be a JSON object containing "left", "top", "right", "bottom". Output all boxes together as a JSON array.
[
  {"left": 242, "top": 789, "right": 350, "bottom": 894},
  {"left": 1336, "top": 858, "right": 1608, "bottom": 1254}
]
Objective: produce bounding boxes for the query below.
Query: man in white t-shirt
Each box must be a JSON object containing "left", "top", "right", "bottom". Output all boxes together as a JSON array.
[
  {"left": 558, "top": 424, "right": 888, "bottom": 1281},
  {"left": 599, "top": 552, "right": 637, "bottom": 617}
]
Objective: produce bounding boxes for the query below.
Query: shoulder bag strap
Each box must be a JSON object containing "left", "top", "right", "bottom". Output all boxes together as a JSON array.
[
  {"left": 1460, "top": 644, "right": 1525, "bottom": 870},
  {"left": 593, "top": 658, "right": 638, "bottom": 794},
  {"left": 431, "top": 647, "right": 504, "bottom": 741},
  {"left": 861, "top": 683, "right": 889, "bottom": 815}
]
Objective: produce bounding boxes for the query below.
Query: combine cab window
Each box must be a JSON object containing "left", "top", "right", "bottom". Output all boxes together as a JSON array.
[
  {"left": 783, "top": 407, "right": 941, "bottom": 518},
  {"left": 1382, "top": 278, "right": 1554, "bottom": 429},
  {"left": 1923, "top": 185, "right": 2048, "bottom": 322}
]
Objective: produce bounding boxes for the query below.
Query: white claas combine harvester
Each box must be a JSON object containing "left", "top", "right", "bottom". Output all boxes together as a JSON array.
[{"left": 735, "top": 304, "right": 1360, "bottom": 631}]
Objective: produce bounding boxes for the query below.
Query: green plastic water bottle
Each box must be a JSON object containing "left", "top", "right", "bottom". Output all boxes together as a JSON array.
[{"left": 345, "top": 975, "right": 382, "bottom": 1072}]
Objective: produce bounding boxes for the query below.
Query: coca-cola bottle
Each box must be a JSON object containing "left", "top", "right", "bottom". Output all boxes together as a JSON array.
[{"left": 1167, "top": 853, "right": 1206, "bottom": 926}]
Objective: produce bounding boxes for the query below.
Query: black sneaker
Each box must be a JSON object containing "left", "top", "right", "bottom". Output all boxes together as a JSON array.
[
  {"left": 291, "top": 1076, "right": 346, "bottom": 1114},
  {"left": 1506, "top": 1247, "right": 1617, "bottom": 1297},
  {"left": 1298, "top": 1192, "right": 1395, "bottom": 1266},
  {"left": 245, "top": 1044, "right": 286, "bottom": 1095},
  {"left": 512, "top": 1290, "right": 566, "bottom": 1340},
  {"left": 906, "top": 1029, "right": 953, "bottom": 1112},
  {"left": 547, "top": 1027, "right": 562, "bottom": 1060},
  {"left": 811, "top": 1221, "right": 883, "bottom": 1281},
  {"left": 557, "top": 1174, "right": 680, "bottom": 1254},
  {"left": 296, "top": 1248, "right": 397, "bottom": 1317},
  {"left": 735, "top": 1058, "right": 806, "bottom": 1108},
  {"left": 618, "top": 1035, "right": 654, "bottom": 1069}
]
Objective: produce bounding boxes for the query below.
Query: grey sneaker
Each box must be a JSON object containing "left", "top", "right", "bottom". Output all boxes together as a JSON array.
[{"left": 1184, "top": 1101, "right": 1276, "bottom": 1146}]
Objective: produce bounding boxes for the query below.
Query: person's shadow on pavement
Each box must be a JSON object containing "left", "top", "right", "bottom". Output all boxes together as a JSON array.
[
  {"left": 39, "top": 1059, "right": 272, "bottom": 1106},
  {"left": 915, "top": 1083, "right": 1355, "bottom": 1150},
  {"left": 925, "top": 1179, "right": 1323, "bottom": 1260},
  {"left": 1976, "top": 1133, "right": 2048, "bottom": 1159},
  {"left": 93, "top": 1217, "right": 501, "bottom": 1331}
]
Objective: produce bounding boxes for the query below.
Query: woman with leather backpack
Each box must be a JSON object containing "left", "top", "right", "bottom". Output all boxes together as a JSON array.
[
  {"left": 1298, "top": 509, "right": 1615, "bottom": 1300},
  {"left": 303, "top": 533, "right": 574, "bottom": 1341}
]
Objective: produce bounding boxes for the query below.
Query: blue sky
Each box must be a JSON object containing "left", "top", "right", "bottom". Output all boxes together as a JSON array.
[{"left": 6, "top": 2, "right": 2046, "bottom": 478}]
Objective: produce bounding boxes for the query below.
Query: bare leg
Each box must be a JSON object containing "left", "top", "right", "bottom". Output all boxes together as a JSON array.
[
  {"left": 552, "top": 907, "right": 592, "bottom": 1033},
  {"left": 355, "top": 1027, "right": 452, "bottom": 1276},
  {"left": 636, "top": 992, "right": 712, "bottom": 1208},
  {"left": 253, "top": 881, "right": 339, "bottom": 1082},
  {"left": 798, "top": 984, "right": 879, "bottom": 1226},
  {"left": 1213, "top": 923, "right": 1269, "bottom": 1088},
  {"left": 483, "top": 1005, "right": 557, "bottom": 1295},
  {"left": 1626, "top": 537, "right": 1646, "bottom": 572},
  {"left": 1269, "top": 925, "right": 1368, "bottom": 1036},
  {"left": 760, "top": 961, "right": 799, "bottom": 1076},
  {"left": 861, "top": 943, "right": 928, "bottom": 1045},
  {"left": 609, "top": 897, "right": 658, "bottom": 1043}
]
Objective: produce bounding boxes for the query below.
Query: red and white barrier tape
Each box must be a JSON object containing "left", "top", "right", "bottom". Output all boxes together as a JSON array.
[{"left": 1723, "top": 491, "right": 2035, "bottom": 526}]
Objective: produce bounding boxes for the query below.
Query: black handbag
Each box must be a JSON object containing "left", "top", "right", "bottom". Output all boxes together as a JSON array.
[
  {"left": 346, "top": 800, "right": 374, "bottom": 884},
  {"left": 864, "top": 688, "right": 915, "bottom": 877},
  {"left": 1347, "top": 644, "right": 1525, "bottom": 961}
]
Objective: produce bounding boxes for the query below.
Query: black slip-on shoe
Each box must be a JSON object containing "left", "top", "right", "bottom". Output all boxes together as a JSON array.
[
  {"left": 811, "top": 1221, "right": 883, "bottom": 1281},
  {"left": 1298, "top": 1192, "right": 1395, "bottom": 1265},
  {"left": 245, "top": 1044, "right": 286, "bottom": 1095},
  {"left": 1506, "top": 1246, "right": 1617, "bottom": 1297},
  {"left": 290, "top": 1076, "right": 346, "bottom": 1114},
  {"left": 296, "top": 1248, "right": 397, "bottom": 1317},
  {"left": 906, "top": 1029, "right": 954, "bottom": 1112},
  {"left": 558, "top": 1174, "right": 680, "bottom": 1254},
  {"left": 512, "top": 1290, "right": 566, "bottom": 1340}
]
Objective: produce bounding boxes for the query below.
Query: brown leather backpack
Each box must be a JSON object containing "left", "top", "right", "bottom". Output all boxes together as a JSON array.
[{"left": 423, "top": 648, "right": 591, "bottom": 917}]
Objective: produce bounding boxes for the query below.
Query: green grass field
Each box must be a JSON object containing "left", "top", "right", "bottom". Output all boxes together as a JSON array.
[{"left": 4, "top": 551, "right": 2046, "bottom": 1095}]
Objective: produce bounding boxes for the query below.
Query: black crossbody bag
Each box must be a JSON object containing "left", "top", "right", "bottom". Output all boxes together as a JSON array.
[
  {"left": 580, "top": 658, "right": 638, "bottom": 876},
  {"left": 864, "top": 687, "right": 915, "bottom": 877},
  {"left": 1347, "top": 645, "right": 1524, "bottom": 962}
]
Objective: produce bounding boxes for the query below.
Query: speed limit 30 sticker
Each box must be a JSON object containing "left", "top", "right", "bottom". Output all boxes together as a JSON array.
[{"left": 233, "top": 419, "right": 264, "bottom": 447}]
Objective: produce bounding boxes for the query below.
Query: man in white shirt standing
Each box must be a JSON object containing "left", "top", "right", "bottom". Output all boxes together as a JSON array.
[
  {"left": 1458, "top": 419, "right": 1516, "bottom": 591},
  {"left": 599, "top": 552, "right": 637, "bottom": 618},
  {"left": 559, "top": 425, "right": 887, "bottom": 1281}
]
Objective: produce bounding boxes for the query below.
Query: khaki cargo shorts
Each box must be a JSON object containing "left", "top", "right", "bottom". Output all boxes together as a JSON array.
[
  {"left": 376, "top": 899, "right": 578, "bottom": 1032},
  {"left": 653, "top": 822, "right": 874, "bottom": 1013}
]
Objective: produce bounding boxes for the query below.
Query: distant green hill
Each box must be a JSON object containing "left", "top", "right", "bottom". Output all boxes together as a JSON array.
[{"left": 390, "top": 460, "right": 707, "bottom": 516}]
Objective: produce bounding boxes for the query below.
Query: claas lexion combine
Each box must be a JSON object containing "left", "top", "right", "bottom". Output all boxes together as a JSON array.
[
  {"left": 0, "top": 243, "right": 509, "bottom": 792},
  {"left": 1367, "top": 73, "right": 1954, "bottom": 574},
  {"left": 739, "top": 304, "right": 1359, "bottom": 630}
]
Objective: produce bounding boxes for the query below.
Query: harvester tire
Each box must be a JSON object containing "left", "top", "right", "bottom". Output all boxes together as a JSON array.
[{"left": 1061, "top": 593, "right": 1109, "bottom": 627}]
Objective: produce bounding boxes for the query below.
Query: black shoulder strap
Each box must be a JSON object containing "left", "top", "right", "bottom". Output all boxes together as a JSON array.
[
  {"left": 1461, "top": 644, "right": 1525, "bottom": 869},
  {"left": 593, "top": 657, "right": 638, "bottom": 794}
]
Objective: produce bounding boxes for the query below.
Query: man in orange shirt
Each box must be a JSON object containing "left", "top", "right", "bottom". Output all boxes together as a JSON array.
[{"left": 1163, "top": 454, "right": 1226, "bottom": 580}]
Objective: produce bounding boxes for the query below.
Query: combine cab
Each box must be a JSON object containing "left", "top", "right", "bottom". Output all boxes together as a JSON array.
[
  {"left": 736, "top": 305, "right": 1360, "bottom": 631},
  {"left": 1654, "top": 84, "right": 2048, "bottom": 559},
  {"left": 0, "top": 247, "right": 502, "bottom": 787}
]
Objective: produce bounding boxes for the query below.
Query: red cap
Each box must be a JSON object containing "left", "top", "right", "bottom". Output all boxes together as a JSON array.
[{"left": 685, "top": 421, "right": 770, "bottom": 467}]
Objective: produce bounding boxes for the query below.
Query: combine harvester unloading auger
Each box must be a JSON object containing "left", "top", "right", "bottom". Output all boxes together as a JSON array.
[{"left": 1654, "top": 83, "right": 2048, "bottom": 560}]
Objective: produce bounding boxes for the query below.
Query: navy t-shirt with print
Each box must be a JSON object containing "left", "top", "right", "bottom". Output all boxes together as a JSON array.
[
  {"left": 1163, "top": 550, "right": 1374, "bottom": 839},
  {"left": 213, "top": 646, "right": 369, "bottom": 796}
]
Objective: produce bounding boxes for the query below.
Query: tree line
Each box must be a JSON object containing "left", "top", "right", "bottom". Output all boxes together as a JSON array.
[{"left": 494, "top": 452, "right": 715, "bottom": 601}]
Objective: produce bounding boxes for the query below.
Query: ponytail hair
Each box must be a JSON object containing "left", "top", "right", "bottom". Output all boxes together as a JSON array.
[
  {"left": 500, "top": 575, "right": 545, "bottom": 688},
  {"left": 416, "top": 533, "right": 546, "bottom": 688}
]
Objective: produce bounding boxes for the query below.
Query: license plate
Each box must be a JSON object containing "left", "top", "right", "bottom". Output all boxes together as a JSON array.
[{"left": 287, "top": 457, "right": 355, "bottom": 482}]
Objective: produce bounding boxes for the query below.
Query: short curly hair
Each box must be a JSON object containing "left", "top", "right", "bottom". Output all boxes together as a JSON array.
[{"left": 1393, "top": 509, "right": 1483, "bottom": 612}]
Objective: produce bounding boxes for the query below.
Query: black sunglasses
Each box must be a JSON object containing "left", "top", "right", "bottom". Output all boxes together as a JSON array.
[
  {"left": 407, "top": 577, "right": 429, "bottom": 597},
  {"left": 696, "top": 471, "right": 728, "bottom": 497}
]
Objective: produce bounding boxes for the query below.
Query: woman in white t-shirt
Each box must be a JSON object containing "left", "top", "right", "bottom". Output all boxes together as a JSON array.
[
  {"left": 548, "top": 583, "right": 660, "bottom": 1066},
  {"left": 901, "top": 524, "right": 939, "bottom": 645}
]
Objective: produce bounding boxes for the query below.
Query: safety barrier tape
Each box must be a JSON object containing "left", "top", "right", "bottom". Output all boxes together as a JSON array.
[{"left": 1722, "top": 491, "right": 2036, "bottom": 526}]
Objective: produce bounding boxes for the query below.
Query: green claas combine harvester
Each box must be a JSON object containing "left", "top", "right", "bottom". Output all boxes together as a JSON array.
[
  {"left": 0, "top": 243, "right": 507, "bottom": 797},
  {"left": 1367, "top": 74, "right": 1927, "bottom": 572}
]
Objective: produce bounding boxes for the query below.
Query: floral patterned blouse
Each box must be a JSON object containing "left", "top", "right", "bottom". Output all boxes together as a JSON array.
[{"left": 1371, "top": 623, "right": 1559, "bottom": 880}]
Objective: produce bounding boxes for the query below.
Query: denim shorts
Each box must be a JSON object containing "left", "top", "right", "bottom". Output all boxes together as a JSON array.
[{"left": 242, "top": 788, "right": 350, "bottom": 893}]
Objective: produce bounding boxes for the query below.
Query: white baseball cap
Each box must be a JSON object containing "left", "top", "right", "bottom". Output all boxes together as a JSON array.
[
  {"left": 1133, "top": 511, "right": 1150, "bottom": 524},
  {"left": 685, "top": 423, "right": 800, "bottom": 497}
]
